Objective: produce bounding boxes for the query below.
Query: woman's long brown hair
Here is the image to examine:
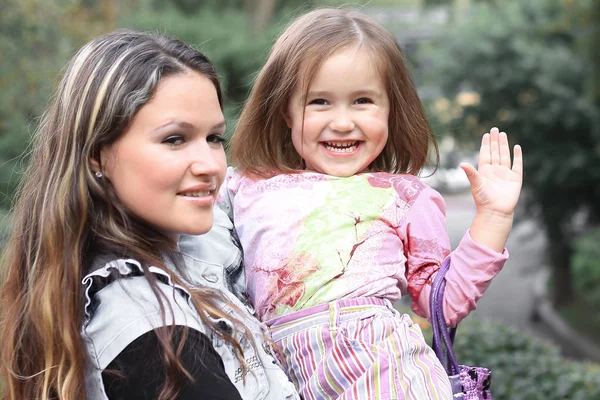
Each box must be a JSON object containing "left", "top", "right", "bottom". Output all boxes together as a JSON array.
[
  {"left": 0, "top": 30, "right": 251, "bottom": 399},
  {"left": 230, "top": 8, "right": 439, "bottom": 177}
]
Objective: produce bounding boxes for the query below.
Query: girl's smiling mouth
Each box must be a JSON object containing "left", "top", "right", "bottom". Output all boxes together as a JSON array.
[{"left": 321, "top": 141, "right": 361, "bottom": 154}]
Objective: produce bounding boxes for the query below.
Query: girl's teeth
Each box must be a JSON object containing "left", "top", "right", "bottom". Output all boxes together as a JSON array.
[
  {"left": 186, "top": 191, "right": 210, "bottom": 197},
  {"left": 324, "top": 142, "right": 358, "bottom": 152}
]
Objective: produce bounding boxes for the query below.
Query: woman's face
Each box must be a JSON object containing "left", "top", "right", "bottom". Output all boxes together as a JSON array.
[{"left": 99, "top": 71, "right": 227, "bottom": 241}]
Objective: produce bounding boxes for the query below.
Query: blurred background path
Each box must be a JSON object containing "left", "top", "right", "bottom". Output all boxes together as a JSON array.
[
  {"left": 444, "top": 190, "right": 592, "bottom": 361},
  {"left": 446, "top": 191, "right": 545, "bottom": 327}
]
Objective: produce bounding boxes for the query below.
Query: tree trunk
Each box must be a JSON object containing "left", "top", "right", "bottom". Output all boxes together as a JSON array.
[{"left": 546, "top": 216, "right": 575, "bottom": 308}]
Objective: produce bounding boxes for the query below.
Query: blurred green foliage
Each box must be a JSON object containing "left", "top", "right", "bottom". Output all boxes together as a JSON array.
[
  {"left": 571, "top": 227, "right": 600, "bottom": 308},
  {"left": 1, "top": 0, "right": 65, "bottom": 208},
  {"left": 0, "top": 0, "right": 111, "bottom": 209},
  {"left": 120, "top": 5, "right": 275, "bottom": 120}
]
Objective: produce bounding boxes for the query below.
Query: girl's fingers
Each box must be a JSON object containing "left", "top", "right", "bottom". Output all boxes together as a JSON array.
[
  {"left": 490, "top": 127, "right": 500, "bottom": 165},
  {"left": 512, "top": 144, "right": 523, "bottom": 179},
  {"left": 460, "top": 162, "right": 481, "bottom": 189},
  {"left": 499, "top": 131, "right": 511, "bottom": 168},
  {"left": 479, "top": 132, "right": 491, "bottom": 167}
]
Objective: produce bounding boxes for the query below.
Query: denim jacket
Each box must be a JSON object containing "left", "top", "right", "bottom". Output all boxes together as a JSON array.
[{"left": 82, "top": 207, "right": 299, "bottom": 400}]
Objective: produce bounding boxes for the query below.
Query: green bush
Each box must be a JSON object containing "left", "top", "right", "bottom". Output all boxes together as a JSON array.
[
  {"left": 120, "top": 7, "right": 276, "bottom": 105},
  {"left": 571, "top": 227, "right": 600, "bottom": 308},
  {"left": 396, "top": 305, "right": 600, "bottom": 399},
  {"left": 453, "top": 319, "right": 600, "bottom": 399}
]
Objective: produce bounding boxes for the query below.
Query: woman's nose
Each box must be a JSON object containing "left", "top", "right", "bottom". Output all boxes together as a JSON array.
[{"left": 189, "top": 145, "right": 224, "bottom": 176}]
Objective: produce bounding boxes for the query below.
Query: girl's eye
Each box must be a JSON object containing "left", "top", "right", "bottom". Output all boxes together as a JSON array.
[
  {"left": 207, "top": 134, "right": 227, "bottom": 145},
  {"left": 355, "top": 97, "right": 373, "bottom": 105},
  {"left": 308, "top": 98, "right": 328, "bottom": 106},
  {"left": 162, "top": 135, "right": 184, "bottom": 146}
]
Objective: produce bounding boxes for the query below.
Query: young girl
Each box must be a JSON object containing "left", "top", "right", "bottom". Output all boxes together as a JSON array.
[{"left": 221, "top": 8, "right": 523, "bottom": 400}]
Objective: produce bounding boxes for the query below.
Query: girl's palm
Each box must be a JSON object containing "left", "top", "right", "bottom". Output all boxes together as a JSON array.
[{"left": 460, "top": 128, "right": 523, "bottom": 216}]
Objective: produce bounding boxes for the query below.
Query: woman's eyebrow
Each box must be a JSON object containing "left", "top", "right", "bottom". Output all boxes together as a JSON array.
[
  {"left": 151, "top": 120, "right": 194, "bottom": 134},
  {"left": 151, "top": 120, "right": 227, "bottom": 134},
  {"left": 212, "top": 121, "right": 227, "bottom": 130}
]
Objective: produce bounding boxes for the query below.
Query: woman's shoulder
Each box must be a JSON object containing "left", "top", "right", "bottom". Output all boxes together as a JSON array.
[
  {"left": 82, "top": 257, "right": 204, "bottom": 323},
  {"left": 82, "top": 257, "right": 206, "bottom": 370}
]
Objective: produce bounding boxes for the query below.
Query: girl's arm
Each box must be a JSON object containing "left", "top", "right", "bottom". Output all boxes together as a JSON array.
[
  {"left": 460, "top": 127, "right": 524, "bottom": 253},
  {"left": 398, "top": 188, "right": 508, "bottom": 327},
  {"left": 403, "top": 128, "right": 522, "bottom": 326}
]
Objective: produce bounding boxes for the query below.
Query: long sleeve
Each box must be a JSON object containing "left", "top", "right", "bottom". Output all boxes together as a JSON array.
[
  {"left": 102, "top": 327, "right": 242, "bottom": 400},
  {"left": 396, "top": 187, "right": 508, "bottom": 326}
]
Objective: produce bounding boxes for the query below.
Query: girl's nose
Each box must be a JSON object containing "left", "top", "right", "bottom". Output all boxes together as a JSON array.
[{"left": 329, "top": 109, "right": 355, "bottom": 133}]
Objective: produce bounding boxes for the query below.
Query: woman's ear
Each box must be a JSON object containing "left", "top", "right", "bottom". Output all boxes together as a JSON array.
[
  {"left": 90, "top": 144, "right": 114, "bottom": 178},
  {"left": 90, "top": 157, "right": 102, "bottom": 175},
  {"left": 90, "top": 146, "right": 111, "bottom": 178}
]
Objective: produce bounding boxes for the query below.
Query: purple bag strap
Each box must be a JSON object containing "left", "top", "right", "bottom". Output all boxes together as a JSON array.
[{"left": 430, "top": 257, "right": 461, "bottom": 376}]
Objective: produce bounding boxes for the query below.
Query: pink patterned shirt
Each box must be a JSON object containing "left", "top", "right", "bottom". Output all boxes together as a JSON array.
[{"left": 219, "top": 169, "right": 508, "bottom": 325}]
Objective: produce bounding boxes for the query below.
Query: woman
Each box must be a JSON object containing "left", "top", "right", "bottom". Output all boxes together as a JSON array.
[{"left": 0, "top": 30, "right": 299, "bottom": 400}]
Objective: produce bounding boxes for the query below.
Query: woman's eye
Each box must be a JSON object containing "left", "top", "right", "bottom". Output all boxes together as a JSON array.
[
  {"left": 162, "top": 135, "right": 184, "bottom": 146},
  {"left": 308, "top": 98, "right": 328, "bottom": 106},
  {"left": 207, "top": 134, "right": 227, "bottom": 145},
  {"left": 355, "top": 97, "right": 373, "bottom": 105}
]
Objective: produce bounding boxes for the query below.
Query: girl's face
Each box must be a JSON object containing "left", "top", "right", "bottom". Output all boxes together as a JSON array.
[
  {"left": 98, "top": 72, "right": 227, "bottom": 241},
  {"left": 285, "top": 47, "right": 390, "bottom": 177}
]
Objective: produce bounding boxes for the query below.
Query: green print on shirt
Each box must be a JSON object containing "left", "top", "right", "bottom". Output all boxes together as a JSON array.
[{"left": 273, "top": 176, "right": 394, "bottom": 315}]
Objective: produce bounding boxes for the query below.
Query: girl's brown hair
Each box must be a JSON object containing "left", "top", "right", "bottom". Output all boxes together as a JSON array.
[
  {"left": 0, "top": 30, "right": 251, "bottom": 399},
  {"left": 230, "top": 8, "right": 439, "bottom": 177}
]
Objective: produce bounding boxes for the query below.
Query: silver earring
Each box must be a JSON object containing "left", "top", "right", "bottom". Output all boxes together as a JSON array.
[{"left": 95, "top": 171, "right": 103, "bottom": 178}]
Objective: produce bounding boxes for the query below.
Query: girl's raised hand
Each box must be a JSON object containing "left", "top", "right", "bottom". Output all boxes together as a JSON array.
[{"left": 459, "top": 127, "right": 523, "bottom": 218}]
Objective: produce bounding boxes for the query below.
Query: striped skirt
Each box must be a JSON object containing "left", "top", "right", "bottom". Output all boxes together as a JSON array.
[{"left": 266, "top": 297, "right": 453, "bottom": 400}]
